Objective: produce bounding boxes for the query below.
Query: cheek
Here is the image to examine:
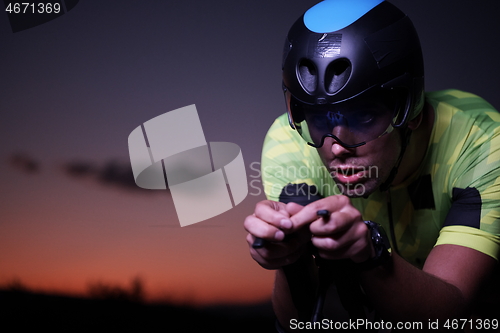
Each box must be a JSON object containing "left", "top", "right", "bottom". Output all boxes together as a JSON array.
[
  {"left": 357, "top": 128, "right": 396, "bottom": 155},
  {"left": 367, "top": 135, "right": 401, "bottom": 169},
  {"left": 315, "top": 141, "right": 336, "bottom": 165},
  {"left": 317, "top": 146, "right": 331, "bottom": 161}
]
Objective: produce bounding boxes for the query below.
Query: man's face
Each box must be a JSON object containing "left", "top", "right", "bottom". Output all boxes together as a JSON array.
[{"left": 315, "top": 128, "right": 401, "bottom": 198}]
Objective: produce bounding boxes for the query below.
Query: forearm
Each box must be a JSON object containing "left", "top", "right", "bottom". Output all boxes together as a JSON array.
[
  {"left": 272, "top": 253, "right": 318, "bottom": 329},
  {"left": 360, "top": 251, "right": 467, "bottom": 323},
  {"left": 273, "top": 268, "right": 300, "bottom": 327}
]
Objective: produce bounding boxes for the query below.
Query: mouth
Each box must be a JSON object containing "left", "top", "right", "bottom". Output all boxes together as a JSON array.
[{"left": 330, "top": 166, "right": 367, "bottom": 184}]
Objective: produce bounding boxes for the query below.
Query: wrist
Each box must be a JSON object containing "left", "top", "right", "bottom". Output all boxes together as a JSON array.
[{"left": 357, "top": 220, "right": 391, "bottom": 271}]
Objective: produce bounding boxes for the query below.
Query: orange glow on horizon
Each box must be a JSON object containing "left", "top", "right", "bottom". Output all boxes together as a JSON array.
[
  {"left": 0, "top": 270, "right": 275, "bottom": 306},
  {"left": 0, "top": 169, "right": 273, "bottom": 306}
]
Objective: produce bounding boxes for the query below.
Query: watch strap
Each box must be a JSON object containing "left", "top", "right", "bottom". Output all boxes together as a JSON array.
[{"left": 358, "top": 220, "right": 391, "bottom": 271}]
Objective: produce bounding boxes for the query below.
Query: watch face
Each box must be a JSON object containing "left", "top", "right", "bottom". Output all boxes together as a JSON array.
[
  {"left": 359, "top": 221, "right": 392, "bottom": 270},
  {"left": 364, "top": 221, "right": 391, "bottom": 256},
  {"left": 376, "top": 224, "right": 392, "bottom": 251}
]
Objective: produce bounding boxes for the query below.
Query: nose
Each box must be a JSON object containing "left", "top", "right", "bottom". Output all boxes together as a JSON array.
[
  {"left": 331, "top": 140, "right": 353, "bottom": 158},
  {"left": 329, "top": 126, "right": 356, "bottom": 156},
  {"left": 322, "top": 136, "right": 354, "bottom": 158}
]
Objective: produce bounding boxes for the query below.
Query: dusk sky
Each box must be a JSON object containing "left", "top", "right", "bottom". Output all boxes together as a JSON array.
[{"left": 1, "top": 0, "right": 499, "bottom": 306}]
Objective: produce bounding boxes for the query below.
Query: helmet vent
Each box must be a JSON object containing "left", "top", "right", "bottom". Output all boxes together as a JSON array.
[
  {"left": 298, "top": 59, "right": 317, "bottom": 93},
  {"left": 325, "top": 59, "right": 351, "bottom": 94}
]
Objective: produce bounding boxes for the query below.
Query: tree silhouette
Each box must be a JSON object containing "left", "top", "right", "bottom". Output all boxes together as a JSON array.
[{"left": 86, "top": 276, "right": 145, "bottom": 303}]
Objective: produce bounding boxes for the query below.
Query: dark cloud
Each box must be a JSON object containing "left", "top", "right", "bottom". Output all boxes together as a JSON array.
[
  {"left": 63, "top": 160, "right": 167, "bottom": 194},
  {"left": 8, "top": 153, "right": 40, "bottom": 173},
  {"left": 7, "top": 152, "right": 166, "bottom": 194}
]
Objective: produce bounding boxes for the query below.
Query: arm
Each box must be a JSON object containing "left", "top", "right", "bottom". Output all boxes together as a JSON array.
[
  {"left": 274, "top": 196, "right": 498, "bottom": 329},
  {"left": 360, "top": 244, "right": 496, "bottom": 323},
  {"left": 244, "top": 200, "right": 311, "bottom": 269},
  {"left": 272, "top": 253, "right": 318, "bottom": 326},
  {"left": 271, "top": 195, "right": 375, "bottom": 330},
  {"left": 244, "top": 199, "right": 320, "bottom": 327}
]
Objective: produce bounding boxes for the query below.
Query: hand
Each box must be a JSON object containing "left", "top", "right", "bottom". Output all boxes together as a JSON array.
[
  {"left": 244, "top": 200, "right": 312, "bottom": 269},
  {"left": 289, "top": 195, "right": 375, "bottom": 263}
]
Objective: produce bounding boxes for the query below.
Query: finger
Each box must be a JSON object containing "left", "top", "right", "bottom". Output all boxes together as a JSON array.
[
  {"left": 309, "top": 209, "right": 362, "bottom": 236},
  {"left": 312, "top": 219, "right": 366, "bottom": 249},
  {"left": 289, "top": 195, "right": 351, "bottom": 230},
  {"left": 248, "top": 201, "right": 297, "bottom": 249},
  {"left": 246, "top": 223, "right": 312, "bottom": 254},
  {"left": 285, "top": 202, "right": 304, "bottom": 216},
  {"left": 244, "top": 215, "right": 285, "bottom": 242},
  {"left": 311, "top": 222, "right": 374, "bottom": 262},
  {"left": 313, "top": 236, "right": 373, "bottom": 262},
  {"left": 247, "top": 233, "right": 310, "bottom": 269},
  {"left": 254, "top": 249, "right": 306, "bottom": 270},
  {"left": 249, "top": 233, "right": 310, "bottom": 261},
  {"left": 254, "top": 200, "right": 293, "bottom": 231}
]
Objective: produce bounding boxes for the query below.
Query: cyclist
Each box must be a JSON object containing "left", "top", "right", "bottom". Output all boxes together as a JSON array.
[{"left": 244, "top": 0, "right": 500, "bottom": 330}]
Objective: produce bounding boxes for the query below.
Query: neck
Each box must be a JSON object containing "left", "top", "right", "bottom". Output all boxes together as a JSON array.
[{"left": 392, "top": 102, "right": 435, "bottom": 186}]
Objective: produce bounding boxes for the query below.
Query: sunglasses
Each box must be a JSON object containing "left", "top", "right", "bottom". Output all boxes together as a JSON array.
[{"left": 285, "top": 86, "right": 406, "bottom": 148}]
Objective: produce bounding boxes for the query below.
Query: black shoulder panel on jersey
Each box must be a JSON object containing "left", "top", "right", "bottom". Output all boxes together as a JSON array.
[
  {"left": 407, "top": 174, "right": 435, "bottom": 210},
  {"left": 443, "top": 187, "right": 481, "bottom": 229},
  {"left": 279, "top": 183, "right": 324, "bottom": 205}
]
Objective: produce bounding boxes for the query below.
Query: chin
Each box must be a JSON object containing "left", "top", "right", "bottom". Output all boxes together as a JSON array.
[
  {"left": 343, "top": 189, "right": 375, "bottom": 199},
  {"left": 334, "top": 179, "right": 380, "bottom": 198}
]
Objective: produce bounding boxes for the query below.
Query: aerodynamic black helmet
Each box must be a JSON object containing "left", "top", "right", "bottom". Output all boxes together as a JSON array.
[{"left": 283, "top": 0, "right": 424, "bottom": 148}]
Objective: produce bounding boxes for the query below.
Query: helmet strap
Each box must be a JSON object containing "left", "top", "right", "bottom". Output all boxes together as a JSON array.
[{"left": 378, "top": 127, "right": 412, "bottom": 192}]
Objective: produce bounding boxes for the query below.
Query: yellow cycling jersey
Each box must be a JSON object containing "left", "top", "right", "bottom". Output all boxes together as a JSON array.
[{"left": 261, "top": 89, "right": 500, "bottom": 268}]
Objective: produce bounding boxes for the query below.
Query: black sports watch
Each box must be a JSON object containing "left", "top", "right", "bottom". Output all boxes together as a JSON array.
[{"left": 358, "top": 220, "right": 392, "bottom": 271}]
